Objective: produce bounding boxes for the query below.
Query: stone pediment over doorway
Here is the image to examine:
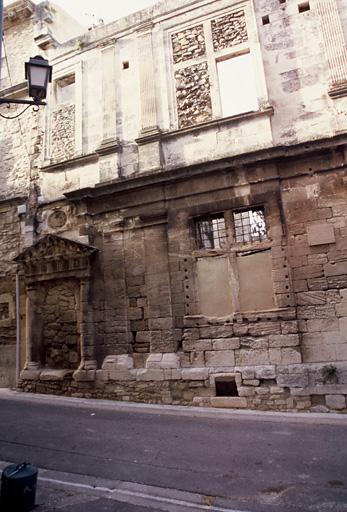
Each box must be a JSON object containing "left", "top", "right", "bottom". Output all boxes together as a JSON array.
[{"left": 14, "top": 234, "right": 98, "bottom": 282}]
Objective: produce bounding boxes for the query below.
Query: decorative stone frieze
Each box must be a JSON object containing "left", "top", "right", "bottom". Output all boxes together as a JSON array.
[
  {"left": 175, "top": 62, "right": 212, "bottom": 128},
  {"left": 50, "top": 104, "right": 75, "bottom": 162},
  {"left": 211, "top": 10, "right": 248, "bottom": 52},
  {"left": 171, "top": 25, "right": 206, "bottom": 64}
]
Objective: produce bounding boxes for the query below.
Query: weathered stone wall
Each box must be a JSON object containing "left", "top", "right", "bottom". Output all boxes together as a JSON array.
[
  {"left": 0, "top": 202, "right": 20, "bottom": 387},
  {"left": 41, "top": 281, "right": 80, "bottom": 369},
  {"left": 211, "top": 10, "right": 248, "bottom": 51},
  {"left": 0, "top": 106, "right": 44, "bottom": 201},
  {"left": 174, "top": 62, "right": 212, "bottom": 128},
  {"left": 50, "top": 105, "right": 76, "bottom": 163},
  {"left": 0, "top": 17, "right": 36, "bottom": 91},
  {"left": 282, "top": 169, "right": 347, "bottom": 364},
  {"left": 171, "top": 24, "right": 206, "bottom": 64}
]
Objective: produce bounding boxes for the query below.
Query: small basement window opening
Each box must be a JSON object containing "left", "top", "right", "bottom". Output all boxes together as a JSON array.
[
  {"left": 195, "top": 213, "right": 227, "bottom": 250},
  {"left": 123, "top": 61, "right": 129, "bottom": 69},
  {"left": 0, "top": 303, "right": 9, "bottom": 320},
  {"left": 215, "top": 377, "right": 239, "bottom": 397},
  {"left": 298, "top": 1, "right": 310, "bottom": 12},
  {"left": 262, "top": 15, "right": 270, "bottom": 25},
  {"left": 233, "top": 207, "right": 268, "bottom": 244}
]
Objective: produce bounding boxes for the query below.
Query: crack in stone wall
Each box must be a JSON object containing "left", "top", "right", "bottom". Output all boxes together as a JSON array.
[
  {"left": 171, "top": 24, "right": 206, "bottom": 64},
  {"left": 50, "top": 104, "right": 75, "bottom": 163},
  {"left": 175, "top": 62, "right": 212, "bottom": 128},
  {"left": 211, "top": 10, "right": 248, "bottom": 52}
]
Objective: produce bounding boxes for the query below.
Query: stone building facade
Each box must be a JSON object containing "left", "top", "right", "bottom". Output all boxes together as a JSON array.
[{"left": 1, "top": 0, "right": 347, "bottom": 412}]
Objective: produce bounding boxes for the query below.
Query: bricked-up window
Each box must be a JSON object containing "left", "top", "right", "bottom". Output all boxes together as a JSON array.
[
  {"left": 171, "top": 8, "right": 264, "bottom": 128},
  {"left": 51, "top": 74, "right": 76, "bottom": 163},
  {"left": 56, "top": 75, "right": 75, "bottom": 105},
  {"left": 233, "top": 207, "right": 267, "bottom": 243},
  {"left": 217, "top": 53, "right": 258, "bottom": 117},
  {"left": 195, "top": 214, "right": 227, "bottom": 249}
]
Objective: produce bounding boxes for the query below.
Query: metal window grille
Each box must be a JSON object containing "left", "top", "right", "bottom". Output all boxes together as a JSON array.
[
  {"left": 233, "top": 207, "right": 267, "bottom": 243},
  {"left": 195, "top": 214, "right": 227, "bottom": 249}
]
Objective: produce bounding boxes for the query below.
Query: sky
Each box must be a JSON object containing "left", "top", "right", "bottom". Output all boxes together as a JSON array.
[{"left": 4, "top": 0, "right": 159, "bottom": 26}]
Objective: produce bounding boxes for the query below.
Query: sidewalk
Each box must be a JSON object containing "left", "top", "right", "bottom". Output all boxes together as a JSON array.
[
  {"left": 0, "top": 388, "right": 346, "bottom": 425},
  {"left": 0, "top": 461, "right": 241, "bottom": 512}
]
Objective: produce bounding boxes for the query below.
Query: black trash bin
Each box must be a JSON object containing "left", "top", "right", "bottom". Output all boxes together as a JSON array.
[{"left": 1, "top": 462, "right": 38, "bottom": 512}]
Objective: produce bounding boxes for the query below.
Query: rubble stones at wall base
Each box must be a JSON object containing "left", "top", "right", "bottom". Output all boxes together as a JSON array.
[{"left": 18, "top": 359, "right": 347, "bottom": 413}]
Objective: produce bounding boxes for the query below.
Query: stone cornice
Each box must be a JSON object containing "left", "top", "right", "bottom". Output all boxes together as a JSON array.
[
  {"left": 41, "top": 153, "right": 99, "bottom": 173},
  {"left": 64, "top": 132, "right": 347, "bottom": 202},
  {"left": 3, "top": 0, "right": 35, "bottom": 29},
  {"left": 0, "top": 81, "right": 27, "bottom": 98}
]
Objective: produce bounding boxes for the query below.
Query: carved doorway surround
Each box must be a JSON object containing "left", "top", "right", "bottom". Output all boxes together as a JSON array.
[{"left": 14, "top": 235, "right": 98, "bottom": 380}]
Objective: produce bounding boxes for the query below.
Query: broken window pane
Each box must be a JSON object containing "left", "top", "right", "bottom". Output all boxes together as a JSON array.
[
  {"left": 233, "top": 207, "right": 267, "bottom": 243},
  {"left": 195, "top": 214, "right": 227, "bottom": 249}
]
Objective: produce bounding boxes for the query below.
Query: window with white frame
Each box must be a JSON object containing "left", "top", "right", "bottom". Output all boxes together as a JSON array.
[
  {"left": 171, "top": 6, "right": 261, "bottom": 128},
  {"left": 50, "top": 74, "right": 76, "bottom": 163},
  {"left": 55, "top": 75, "right": 75, "bottom": 105}
]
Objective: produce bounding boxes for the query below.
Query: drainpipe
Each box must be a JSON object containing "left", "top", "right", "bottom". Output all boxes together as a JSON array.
[{"left": 15, "top": 271, "right": 21, "bottom": 386}]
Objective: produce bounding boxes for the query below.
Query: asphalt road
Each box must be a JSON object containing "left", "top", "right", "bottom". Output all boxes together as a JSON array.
[{"left": 0, "top": 390, "right": 347, "bottom": 511}]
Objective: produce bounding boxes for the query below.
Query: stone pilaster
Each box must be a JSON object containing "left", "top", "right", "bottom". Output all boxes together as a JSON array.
[
  {"left": 24, "top": 285, "right": 42, "bottom": 370},
  {"left": 136, "top": 23, "right": 162, "bottom": 172},
  {"left": 74, "top": 277, "right": 97, "bottom": 378},
  {"left": 316, "top": 0, "right": 347, "bottom": 96},
  {"left": 137, "top": 23, "right": 159, "bottom": 134},
  {"left": 101, "top": 44, "right": 117, "bottom": 143},
  {"left": 97, "top": 43, "right": 120, "bottom": 181}
]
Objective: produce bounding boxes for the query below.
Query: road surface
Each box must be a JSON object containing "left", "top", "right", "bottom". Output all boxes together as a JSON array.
[{"left": 0, "top": 390, "right": 346, "bottom": 511}]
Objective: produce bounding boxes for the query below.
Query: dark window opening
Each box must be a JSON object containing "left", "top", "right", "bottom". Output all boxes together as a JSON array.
[
  {"left": 0, "top": 303, "right": 9, "bottom": 320},
  {"left": 195, "top": 213, "right": 227, "bottom": 249},
  {"left": 262, "top": 15, "right": 270, "bottom": 25},
  {"left": 123, "top": 61, "right": 129, "bottom": 69},
  {"left": 298, "top": 1, "right": 310, "bottom": 12},
  {"left": 215, "top": 377, "right": 238, "bottom": 397},
  {"left": 233, "top": 207, "right": 267, "bottom": 243}
]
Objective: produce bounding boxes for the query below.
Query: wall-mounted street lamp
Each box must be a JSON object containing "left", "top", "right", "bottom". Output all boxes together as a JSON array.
[{"left": 0, "top": 55, "right": 52, "bottom": 109}]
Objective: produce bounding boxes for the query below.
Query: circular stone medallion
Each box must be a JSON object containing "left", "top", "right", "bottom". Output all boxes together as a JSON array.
[{"left": 47, "top": 210, "right": 67, "bottom": 229}]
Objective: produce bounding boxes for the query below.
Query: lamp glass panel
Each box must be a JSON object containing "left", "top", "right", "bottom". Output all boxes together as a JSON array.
[{"left": 29, "top": 65, "right": 48, "bottom": 88}]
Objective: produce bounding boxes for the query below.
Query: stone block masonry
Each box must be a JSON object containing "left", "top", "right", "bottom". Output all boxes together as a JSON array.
[{"left": 3, "top": 0, "right": 347, "bottom": 414}]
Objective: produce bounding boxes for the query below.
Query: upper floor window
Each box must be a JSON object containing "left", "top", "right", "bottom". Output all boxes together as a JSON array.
[
  {"left": 171, "top": 5, "right": 261, "bottom": 129},
  {"left": 56, "top": 75, "right": 75, "bottom": 105},
  {"left": 195, "top": 213, "right": 227, "bottom": 249},
  {"left": 50, "top": 74, "right": 76, "bottom": 163},
  {"left": 233, "top": 207, "right": 267, "bottom": 243}
]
